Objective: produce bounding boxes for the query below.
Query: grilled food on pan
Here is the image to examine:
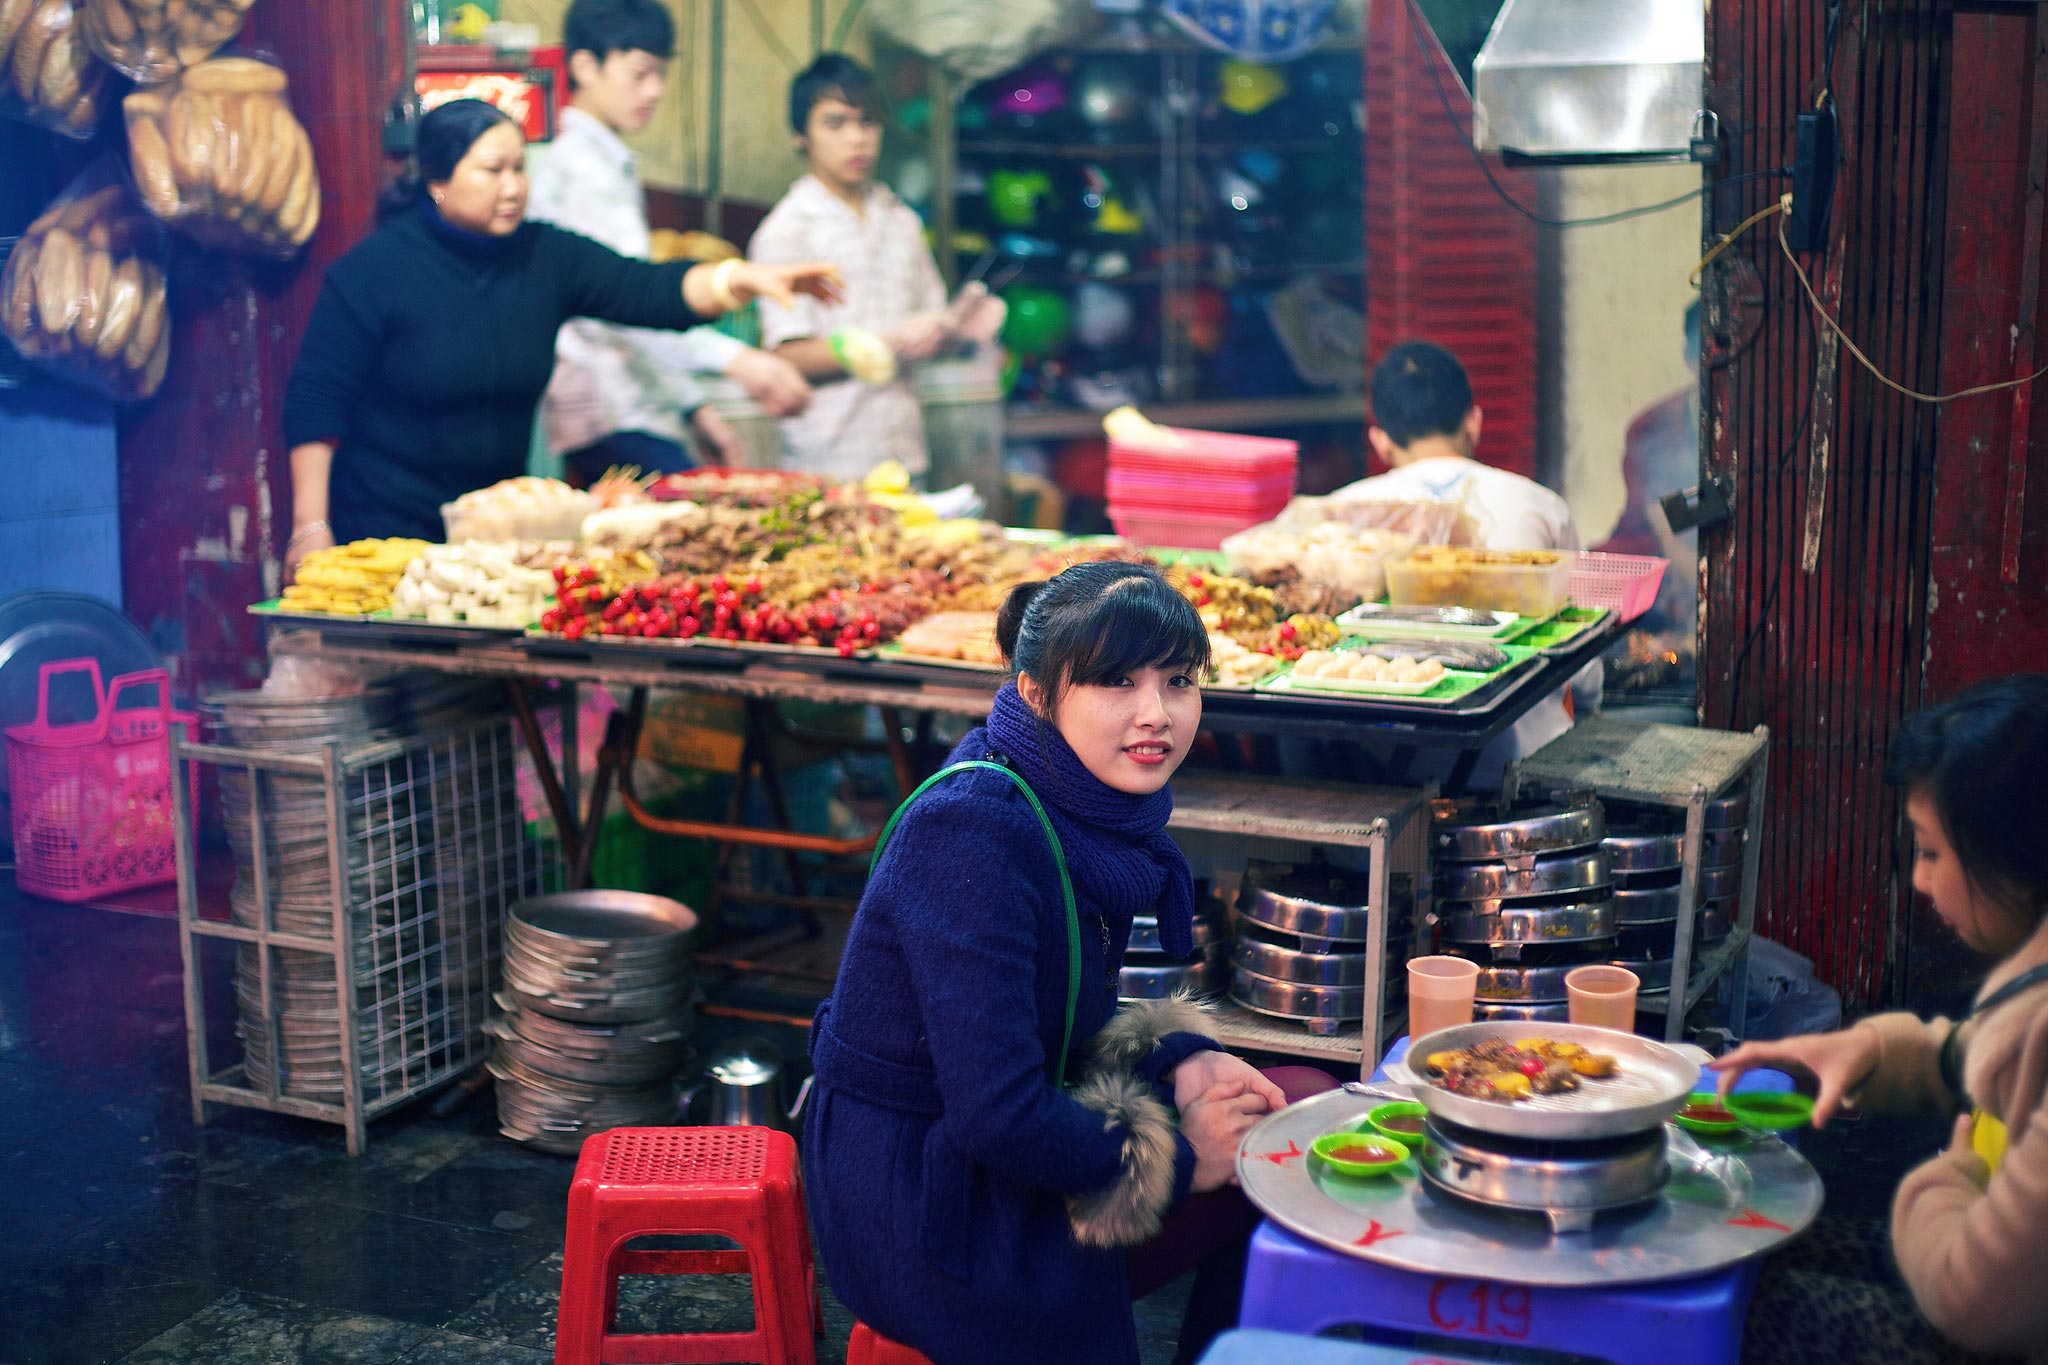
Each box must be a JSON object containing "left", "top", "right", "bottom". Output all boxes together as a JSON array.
[{"left": 1422, "top": 1037, "right": 1619, "bottom": 1104}]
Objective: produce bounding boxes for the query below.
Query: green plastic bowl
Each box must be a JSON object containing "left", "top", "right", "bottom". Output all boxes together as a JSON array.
[
  {"left": 1670, "top": 1092, "right": 1746, "bottom": 1136},
  {"left": 1366, "top": 1101, "right": 1430, "bottom": 1149},
  {"left": 1725, "top": 1090, "right": 1816, "bottom": 1132},
  {"left": 1311, "top": 1130, "right": 1409, "bottom": 1177}
]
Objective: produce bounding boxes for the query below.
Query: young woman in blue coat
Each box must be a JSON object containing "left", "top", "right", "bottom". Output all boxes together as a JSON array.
[{"left": 805, "top": 560, "right": 1304, "bottom": 1365}]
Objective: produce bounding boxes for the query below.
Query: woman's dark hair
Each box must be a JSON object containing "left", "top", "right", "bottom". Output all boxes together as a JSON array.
[
  {"left": 378, "top": 99, "right": 519, "bottom": 220},
  {"left": 1885, "top": 673, "right": 2048, "bottom": 923},
  {"left": 996, "top": 561, "right": 1210, "bottom": 712},
  {"left": 564, "top": 0, "right": 676, "bottom": 79},
  {"left": 1370, "top": 339, "right": 1474, "bottom": 448},
  {"left": 788, "top": 52, "right": 882, "bottom": 135}
]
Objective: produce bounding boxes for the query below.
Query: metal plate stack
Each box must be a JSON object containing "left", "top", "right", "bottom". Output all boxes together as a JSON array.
[
  {"left": 1431, "top": 794, "right": 1615, "bottom": 1023},
  {"left": 490, "top": 891, "right": 697, "bottom": 1154},
  {"left": 1600, "top": 785, "right": 1750, "bottom": 985},
  {"left": 1229, "top": 864, "right": 1411, "bottom": 1035},
  {"left": 1118, "top": 903, "right": 1229, "bottom": 1002},
  {"left": 234, "top": 944, "right": 434, "bottom": 1101}
]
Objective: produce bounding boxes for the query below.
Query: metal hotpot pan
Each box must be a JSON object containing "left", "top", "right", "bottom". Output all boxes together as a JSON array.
[{"left": 1385, "top": 1021, "right": 1699, "bottom": 1140}]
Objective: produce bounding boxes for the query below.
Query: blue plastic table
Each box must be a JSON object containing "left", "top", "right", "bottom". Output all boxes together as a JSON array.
[
  {"left": 1196, "top": 1328, "right": 1495, "bottom": 1364},
  {"left": 1234, "top": 1037, "right": 1801, "bottom": 1365}
]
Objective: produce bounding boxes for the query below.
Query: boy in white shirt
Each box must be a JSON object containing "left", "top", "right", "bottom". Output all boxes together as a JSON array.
[
  {"left": 749, "top": 54, "right": 999, "bottom": 484},
  {"left": 528, "top": 0, "right": 811, "bottom": 482},
  {"left": 1334, "top": 340, "right": 1597, "bottom": 785}
]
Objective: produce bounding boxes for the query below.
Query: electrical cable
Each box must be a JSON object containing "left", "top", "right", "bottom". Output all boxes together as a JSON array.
[
  {"left": 1778, "top": 212, "right": 2048, "bottom": 403},
  {"left": 1402, "top": 0, "right": 1789, "bottom": 229},
  {"left": 1690, "top": 199, "right": 1789, "bottom": 285}
]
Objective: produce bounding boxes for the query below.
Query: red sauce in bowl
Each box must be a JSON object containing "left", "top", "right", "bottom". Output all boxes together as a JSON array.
[
  {"left": 1679, "top": 1102, "right": 1736, "bottom": 1124},
  {"left": 1325, "top": 1141, "right": 1400, "bottom": 1164},
  {"left": 1376, "top": 1114, "right": 1426, "bottom": 1135}
]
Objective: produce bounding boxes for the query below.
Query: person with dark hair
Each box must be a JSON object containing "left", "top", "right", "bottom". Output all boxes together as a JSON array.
[
  {"left": 1328, "top": 339, "right": 1591, "bottom": 787},
  {"left": 1715, "top": 674, "right": 2048, "bottom": 1363},
  {"left": 529, "top": 0, "right": 812, "bottom": 482},
  {"left": 748, "top": 52, "right": 1003, "bottom": 483},
  {"left": 1333, "top": 339, "right": 1578, "bottom": 550},
  {"left": 804, "top": 560, "right": 1329, "bottom": 1364},
  {"left": 280, "top": 98, "right": 840, "bottom": 571}
]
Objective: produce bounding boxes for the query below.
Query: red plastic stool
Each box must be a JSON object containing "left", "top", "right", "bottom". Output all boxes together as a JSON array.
[
  {"left": 846, "top": 1322, "right": 937, "bottom": 1365},
  {"left": 555, "top": 1126, "right": 822, "bottom": 1365}
]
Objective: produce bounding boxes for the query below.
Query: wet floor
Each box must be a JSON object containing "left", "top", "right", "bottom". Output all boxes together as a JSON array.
[{"left": 0, "top": 879, "right": 1952, "bottom": 1365}]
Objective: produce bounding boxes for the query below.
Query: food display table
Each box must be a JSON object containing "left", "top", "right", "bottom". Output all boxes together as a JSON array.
[{"left": 247, "top": 613, "right": 1617, "bottom": 1070}]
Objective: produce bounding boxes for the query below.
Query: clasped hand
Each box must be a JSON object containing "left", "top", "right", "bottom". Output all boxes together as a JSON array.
[{"left": 1175, "top": 1053, "right": 1289, "bottom": 1193}]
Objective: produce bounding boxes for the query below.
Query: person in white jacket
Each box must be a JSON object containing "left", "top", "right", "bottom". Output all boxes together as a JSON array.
[{"left": 527, "top": 0, "right": 810, "bottom": 480}]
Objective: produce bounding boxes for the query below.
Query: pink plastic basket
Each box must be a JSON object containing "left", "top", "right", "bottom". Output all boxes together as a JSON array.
[
  {"left": 1569, "top": 552, "right": 1669, "bottom": 623},
  {"left": 1110, "top": 507, "right": 1274, "bottom": 550},
  {"left": 6, "top": 659, "right": 197, "bottom": 902},
  {"left": 1108, "top": 428, "right": 1300, "bottom": 479}
]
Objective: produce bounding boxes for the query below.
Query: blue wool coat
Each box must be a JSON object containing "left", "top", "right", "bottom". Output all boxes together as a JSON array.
[{"left": 805, "top": 732, "right": 1217, "bottom": 1365}]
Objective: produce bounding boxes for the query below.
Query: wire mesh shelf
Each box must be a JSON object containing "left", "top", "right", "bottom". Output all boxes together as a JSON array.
[{"left": 175, "top": 710, "right": 553, "bottom": 1155}]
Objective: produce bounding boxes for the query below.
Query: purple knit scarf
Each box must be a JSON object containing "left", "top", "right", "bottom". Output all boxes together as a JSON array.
[{"left": 984, "top": 682, "right": 1197, "bottom": 959}]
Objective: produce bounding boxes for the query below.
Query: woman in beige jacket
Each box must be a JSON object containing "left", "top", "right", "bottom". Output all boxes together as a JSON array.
[{"left": 1716, "top": 673, "right": 2048, "bottom": 1363}]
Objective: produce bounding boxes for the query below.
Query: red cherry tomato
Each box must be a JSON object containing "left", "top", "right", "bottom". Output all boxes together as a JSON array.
[{"left": 1519, "top": 1058, "right": 1547, "bottom": 1078}]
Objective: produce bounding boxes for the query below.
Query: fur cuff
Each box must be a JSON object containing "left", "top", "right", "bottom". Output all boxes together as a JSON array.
[
  {"left": 1066, "top": 1069, "right": 1181, "bottom": 1248},
  {"left": 1086, "top": 992, "right": 1220, "bottom": 1077}
]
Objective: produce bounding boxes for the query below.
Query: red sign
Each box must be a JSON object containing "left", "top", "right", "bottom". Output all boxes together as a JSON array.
[
  {"left": 416, "top": 46, "right": 567, "bottom": 142},
  {"left": 1426, "top": 1279, "right": 1534, "bottom": 1341}
]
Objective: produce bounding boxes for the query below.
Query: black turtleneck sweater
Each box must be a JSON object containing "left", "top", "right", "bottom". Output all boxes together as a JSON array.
[{"left": 283, "top": 207, "right": 703, "bottom": 543}]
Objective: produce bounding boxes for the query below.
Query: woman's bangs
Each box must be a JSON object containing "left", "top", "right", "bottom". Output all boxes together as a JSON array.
[{"left": 1064, "top": 580, "right": 1210, "bottom": 685}]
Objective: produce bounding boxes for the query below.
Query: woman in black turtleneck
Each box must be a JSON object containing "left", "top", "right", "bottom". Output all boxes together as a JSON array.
[{"left": 281, "top": 99, "right": 838, "bottom": 573}]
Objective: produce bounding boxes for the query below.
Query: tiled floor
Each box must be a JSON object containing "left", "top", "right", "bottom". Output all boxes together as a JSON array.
[{"left": 0, "top": 880, "right": 1949, "bottom": 1365}]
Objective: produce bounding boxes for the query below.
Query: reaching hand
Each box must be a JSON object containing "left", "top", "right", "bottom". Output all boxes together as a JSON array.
[
  {"left": 687, "top": 405, "right": 739, "bottom": 467},
  {"left": 884, "top": 310, "right": 952, "bottom": 363},
  {"left": 728, "top": 260, "right": 844, "bottom": 310},
  {"left": 1709, "top": 1026, "right": 1882, "bottom": 1127},
  {"left": 948, "top": 282, "right": 1007, "bottom": 345},
  {"left": 1181, "top": 1077, "right": 1270, "bottom": 1193},
  {"left": 724, "top": 347, "right": 811, "bottom": 417},
  {"left": 1171, "top": 1050, "right": 1288, "bottom": 1116},
  {"left": 283, "top": 523, "right": 334, "bottom": 586}
]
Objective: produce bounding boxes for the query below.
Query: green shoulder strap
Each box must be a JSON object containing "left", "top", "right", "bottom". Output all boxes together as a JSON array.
[{"left": 871, "top": 760, "right": 1082, "bottom": 1087}]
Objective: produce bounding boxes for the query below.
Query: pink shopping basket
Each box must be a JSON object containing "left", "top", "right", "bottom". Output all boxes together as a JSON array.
[
  {"left": 1569, "top": 552, "right": 1669, "bottom": 623},
  {"left": 6, "top": 659, "right": 198, "bottom": 902}
]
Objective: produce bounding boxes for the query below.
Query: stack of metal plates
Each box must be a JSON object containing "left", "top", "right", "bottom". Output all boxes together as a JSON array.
[
  {"left": 1431, "top": 794, "right": 1615, "bottom": 1022},
  {"left": 1228, "top": 865, "right": 1411, "bottom": 1035},
  {"left": 491, "top": 891, "right": 698, "bottom": 1154},
  {"left": 1118, "top": 907, "right": 1229, "bottom": 1003}
]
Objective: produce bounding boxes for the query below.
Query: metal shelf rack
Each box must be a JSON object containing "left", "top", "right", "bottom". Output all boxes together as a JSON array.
[
  {"left": 1169, "top": 774, "right": 1429, "bottom": 1074},
  {"left": 173, "top": 716, "right": 550, "bottom": 1155},
  {"left": 1511, "top": 719, "right": 1771, "bottom": 1043}
]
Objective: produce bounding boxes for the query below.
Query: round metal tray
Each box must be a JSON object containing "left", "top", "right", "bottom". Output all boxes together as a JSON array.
[
  {"left": 1608, "top": 954, "right": 1677, "bottom": 993},
  {"left": 1614, "top": 866, "right": 1684, "bottom": 891},
  {"left": 1603, "top": 830, "right": 1685, "bottom": 873},
  {"left": 511, "top": 891, "right": 699, "bottom": 949},
  {"left": 1457, "top": 958, "right": 1603, "bottom": 1004},
  {"left": 1118, "top": 951, "right": 1226, "bottom": 1000},
  {"left": 1706, "top": 789, "right": 1750, "bottom": 829},
  {"left": 1435, "top": 895, "right": 1617, "bottom": 949},
  {"left": 1127, "top": 914, "right": 1224, "bottom": 956},
  {"left": 1388, "top": 1021, "right": 1699, "bottom": 1140},
  {"left": 1430, "top": 794, "right": 1605, "bottom": 863},
  {"left": 1701, "top": 828, "right": 1747, "bottom": 869},
  {"left": 1699, "top": 864, "right": 1743, "bottom": 900},
  {"left": 1697, "top": 901, "right": 1734, "bottom": 941},
  {"left": 1474, "top": 1000, "right": 1572, "bottom": 1023},
  {"left": 1237, "top": 1090, "right": 1821, "bottom": 1287},
  {"left": 1614, "top": 885, "right": 1682, "bottom": 925},
  {"left": 1229, "top": 965, "right": 1365, "bottom": 1034},
  {"left": 1434, "top": 849, "right": 1611, "bottom": 903},
  {"left": 1418, "top": 1115, "right": 1670, "bottom": 1235},
  {"left": 1232, "top": 929, "right": 1372, "bottom": 988},
  {"left": 1238, "top": 869, "right": 1378, "bottom": 944}
]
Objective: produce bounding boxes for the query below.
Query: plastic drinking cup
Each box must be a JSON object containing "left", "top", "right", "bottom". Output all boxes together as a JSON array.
[
  {"left": 1566, "top": 965, "right": 1640, "bottom": 1030},
  {"left": 1407, "top": 956, "right": 1480, "bottom": 1038}
]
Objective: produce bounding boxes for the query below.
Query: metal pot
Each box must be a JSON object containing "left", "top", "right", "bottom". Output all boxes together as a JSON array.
[
  {"left": 679, "top": 1038, "right": 806, "bottom": 1132},
  {"left": 1431, "top": 793, "right": 1605, "bottom": 863}
]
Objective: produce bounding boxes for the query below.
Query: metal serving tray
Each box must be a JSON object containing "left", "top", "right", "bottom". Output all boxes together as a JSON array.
[
  {"left": 1386, "top": 1021, "right": 1699, "bottom": 1140},
  {"left": 1229, "top": 965, "right": 1366, "bottom": 1034},
  {"left": 1232, "top": 927, "right": 1375, "bottom": 989},
  {"left": 1613, "top": 885, "right": 1682, "bottom": 925},
  {"left": 1435, "top": 894, "right": 1618, "bottom": 949},
  {"left": 1434, "top": 849, "right": 1612, "bottom": 903},
  {"left": 1431, "top": 794, "right": 1605, "bottom": 863},
  {"left": 1126, "top": 914, "right": 1224, "bottom": 956}
]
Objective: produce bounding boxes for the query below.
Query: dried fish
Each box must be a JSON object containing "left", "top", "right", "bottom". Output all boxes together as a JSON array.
[{"left": 1365, "top": 638, "right": 1510, "bottom": 671}]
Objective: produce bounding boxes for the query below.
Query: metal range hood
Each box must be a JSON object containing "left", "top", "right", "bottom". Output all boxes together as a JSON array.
[{"left": 1470, "top": 0, "right": 1705, "bottom": 162}]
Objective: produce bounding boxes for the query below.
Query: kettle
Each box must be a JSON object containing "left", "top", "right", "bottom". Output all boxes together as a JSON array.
[{"left": 679, "top": 1037, "right": 812, "bottom": 1132}]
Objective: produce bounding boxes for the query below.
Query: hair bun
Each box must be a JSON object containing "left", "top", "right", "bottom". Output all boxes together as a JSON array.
[{"left": 995, "top": 579, "right": 1049, "bottom": 662}]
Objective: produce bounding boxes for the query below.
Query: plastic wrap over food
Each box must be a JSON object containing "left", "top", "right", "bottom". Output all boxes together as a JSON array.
[
  {"left": 1, "top": 163, "right": 173, "bottom": 401},
  {"left": 2, "top": 0, "right": 106, "bottom": 138},
  {"left": 79, "top": 0, "right": 257, "bottom": 85},
  {"left": 1287, "top": 494, "right": 1475, "bottom": 545},
  {"left": 124, "top": 56, "right": 320, "bottom": 257}
]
